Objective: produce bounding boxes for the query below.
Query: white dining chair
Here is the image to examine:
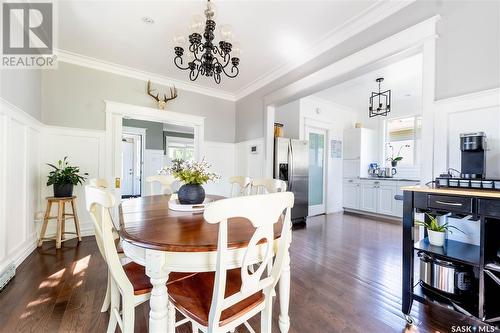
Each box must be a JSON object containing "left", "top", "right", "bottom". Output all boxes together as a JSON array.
[
  {"left": 146, "top": 174, "right": 176, "bottom": 195},
  {"left": 85, "top": 185, "right": 195, "bottom": 332},
  {"left": 89, "top": 178, "right": 109, "bottom": 188},
  {"left": 251, "top": 178, "right": 287, "bottom": 194},
  {"left": 88, "top": 178, "right": 122, "bottom": 313},
  {"left": 228, "top": 176, "right": 252, "bottom": 197},
  {"left": 167, "top": 192, "right": 295, "bottom": 333}
]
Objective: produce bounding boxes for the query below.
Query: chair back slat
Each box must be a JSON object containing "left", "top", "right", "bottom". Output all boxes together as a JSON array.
[
  {"left": 228, "top": 176, "right": 252, "bottom": 197},
  {"left": 146, "top": 175, "right": 176, "bottom": 195},
  {"left": 251, "top": 178, "right": 287, "bottom": 195},
  {"left": 203, "top": 192, "right": 294, "bottom": 330},
  {"left": 89, "top": 178, "right": 109, "bottom": 189},
  {"left": 85, "top": 185, "right": 134, "bottom": 295}
]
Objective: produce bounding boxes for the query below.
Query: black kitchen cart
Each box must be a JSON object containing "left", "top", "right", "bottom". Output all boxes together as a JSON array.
[{"left": 402, "top": 186, "right": 500, "bottom": 327}]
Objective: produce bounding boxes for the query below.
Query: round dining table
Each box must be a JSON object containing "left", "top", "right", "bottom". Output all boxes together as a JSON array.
[{"left": 118, "top": 194, "right": 291, "bottom": 333}]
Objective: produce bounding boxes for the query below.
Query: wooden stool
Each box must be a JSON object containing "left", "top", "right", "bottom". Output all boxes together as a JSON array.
[{"left": 38, "top": 196, "right": 82, "bottom": 249}]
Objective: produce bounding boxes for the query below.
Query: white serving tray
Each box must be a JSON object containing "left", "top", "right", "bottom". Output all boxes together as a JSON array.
[{"left": 168, "top": 194, "right": 213, "bottom": 212}]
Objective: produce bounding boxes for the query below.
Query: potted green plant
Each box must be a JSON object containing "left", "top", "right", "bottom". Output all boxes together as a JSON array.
[
  {"left": 415, "top": 213, "right": 464, "bottom": 246},
  {"left": 386, "top": 144, "right": 410, "bottom": 167},
  {"left": 163, "top": 159, "right": 220, "bottom": 204},
  {"left": 47, "top": 157, "right": 88, "bottom": 197}
]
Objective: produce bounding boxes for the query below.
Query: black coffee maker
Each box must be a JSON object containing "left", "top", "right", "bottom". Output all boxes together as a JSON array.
[{"left": 460, "top": 132, "right": 487, "bottom": 179}]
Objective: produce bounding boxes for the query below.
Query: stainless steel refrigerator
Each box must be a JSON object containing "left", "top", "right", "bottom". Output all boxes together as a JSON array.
[{"left": 274, "top": 137, "right": 309, "bottom": 225}]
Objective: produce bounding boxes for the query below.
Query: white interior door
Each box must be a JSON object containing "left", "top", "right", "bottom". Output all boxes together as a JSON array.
[
  {"left": 122, "top": 139, "right": 134, "bottom": 196},
  {"left": 307, "top": 127, "right": 327, "bottom": 215}
]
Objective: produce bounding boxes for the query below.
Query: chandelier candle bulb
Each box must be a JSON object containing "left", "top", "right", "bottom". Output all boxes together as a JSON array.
[
  {"left": 189, "top": 14, "right": 204, "bottom": 34},
  {"left": 219, "top": 24, "right": 233, "bottom": 42},
  {"left": 173, "top": 0, "right": 240, "bottom": 84}
]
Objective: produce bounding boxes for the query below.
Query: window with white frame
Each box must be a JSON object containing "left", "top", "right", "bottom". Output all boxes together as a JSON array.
[
  {"left": 384, "top": 116, "right": 422, "bottom": 166},
  {"left": 165, "top": 136, "right": 194, "bottom": 161}
]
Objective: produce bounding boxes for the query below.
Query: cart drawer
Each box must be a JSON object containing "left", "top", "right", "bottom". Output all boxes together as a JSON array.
[
  {"left": 428, "top": 195, "right": 473, "bottom": 214},
  {"left": 478, "top": 199, "right": 500, "bottom": 218}
]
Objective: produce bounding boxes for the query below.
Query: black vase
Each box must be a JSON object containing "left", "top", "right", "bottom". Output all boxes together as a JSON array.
[
  {"left": 178, "top": 184, "right": 205, "bottom": 205},
  {"left": 53, "top": 183, "right": 74, "bottom": 197},
  {"left": 391, "top": 161, "right": 398, "bottom": 167}
]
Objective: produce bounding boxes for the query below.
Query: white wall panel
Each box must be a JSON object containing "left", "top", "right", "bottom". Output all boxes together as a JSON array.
[
  {"left": 447, "top": 107, "right": 500, "bottom": 178},
  {"left": 203, "top": 141, "right": 236, "bottom": 197},
  {"left": 6, "top": 119, "right": 27, "bottom": 257},
  {"left": 432, "top": 88, "right": 500, "bottom": 245},
  {"left": 0, "top": 99, "right": 41, "bottom": 273},
  {"left": 27, "top": 128, "right": 41, "bottom": 239},
  {"left": 0, "top": 115, "right": 7, "bottom": 270},
  {"left": 235, "top": 138, "right": 265, "bottom": 180},
  {"left": 40, "top": 126, "right": 106, "bottom": 237},
  {"left": 434, "top": 88, "right": 500, "bottom": 179},
  {"left": 143, "top": 149, "right": 164, "bottom": 196}
]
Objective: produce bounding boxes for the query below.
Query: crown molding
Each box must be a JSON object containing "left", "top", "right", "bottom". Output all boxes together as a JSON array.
[
  {"left": 55, "top": 49, "right": 236, "bottom": 102},
  {"left": 54, "top": 0, "right": 416, "bottom": 103},
  {"left": 234, "top": 0, "right": 417, "bottom": 100},
  {"left": 434, "top": 87, "right": 500, "bottom": 111}
]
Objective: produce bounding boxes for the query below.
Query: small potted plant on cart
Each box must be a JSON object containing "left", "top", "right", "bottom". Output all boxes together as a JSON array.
[{"left": 415, "top": 213, "right": 464, "bottom": 247}]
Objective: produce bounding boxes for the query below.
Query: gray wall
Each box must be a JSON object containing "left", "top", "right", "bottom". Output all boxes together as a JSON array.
[
  {"left": 235, "top": 0, "right": 500, "bottom": 142},
  {"left": 122, "top": 119, "right": 164, "bottom": 150},
  {"left": 1, "top": 69, "right": 42, "bottom": 120},
  {"left": 41, "top": 62, "right": 236, "bottom": 143},
  {"left": 275, "top": 100, "right": 300, "bottom": 139}
]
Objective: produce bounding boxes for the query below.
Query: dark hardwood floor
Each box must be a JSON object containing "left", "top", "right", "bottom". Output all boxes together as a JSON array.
[{"left": 0, "top": 213, "right": 485, "bottom": 333}]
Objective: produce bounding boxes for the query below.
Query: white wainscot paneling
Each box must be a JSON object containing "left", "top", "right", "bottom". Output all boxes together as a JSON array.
[
  {"left": 144, "top": 149, "right": 165, "bottom": 196},
  {"left": 448, "top": 107, "right": 500, "bottom": 178},
  {"left": 434, "top": 88, "right": 500, "bottom": 179},
  {"left": 6, "top": 119, "right": 27, "bottom": 258},
  {"left": 0, "top": 99, "right": 42, "bottom": 275},
  {"left": 432, "top": 88, "right": 500, "bottom": 246},
  {"left": 40, "top": 126, "right": 106, "bottom": 238},
  {"left": 203, "top": 141, "right": 236, "bottom": 197},
  {"left": 235, "top": 138, "right": 265, "bottom": 180}
]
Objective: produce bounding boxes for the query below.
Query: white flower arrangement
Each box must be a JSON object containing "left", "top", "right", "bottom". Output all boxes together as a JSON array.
[{"left": 160, "top": 159, "right": 220, "bottom": 185}]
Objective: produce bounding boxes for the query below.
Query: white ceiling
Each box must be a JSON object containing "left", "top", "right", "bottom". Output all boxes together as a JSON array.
[
  {"left": 57, "top": 1, "right": 378, "bottom": 95},
  {"left": 313, "top": 53, "right": 423, "bottom": 111}
]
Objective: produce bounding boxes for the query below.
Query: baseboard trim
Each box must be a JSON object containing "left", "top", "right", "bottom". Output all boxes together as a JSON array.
[
  {"left": 343, "top": 209, "right": 402, "bottom": 225},
  {"left": 0, "top": 262, "right": 15, "bottom": 291},
  {"left": 13, "top": 235, "right": 38, "bottom": 267}
]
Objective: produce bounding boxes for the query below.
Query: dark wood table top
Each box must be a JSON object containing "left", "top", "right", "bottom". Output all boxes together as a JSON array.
[{"left": 119, "top": 194, "right": 283, "bottom": 252}]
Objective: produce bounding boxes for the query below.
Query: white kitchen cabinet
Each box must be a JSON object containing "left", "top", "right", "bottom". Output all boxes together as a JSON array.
[
  {"left": 343, "top": 180, "right": 360, "bottom": 209},
  {"left": 343, "top": 179, "right": 419, "bottom": 218},
  {"left": 360, "top": 183, "right": 378, "bottom": 212},
  {"left": 378, "top": 184, "right": 396, "bottom": 216}
]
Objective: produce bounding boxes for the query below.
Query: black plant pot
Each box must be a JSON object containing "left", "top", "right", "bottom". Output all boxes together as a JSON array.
[
  {"left": 391, "top": 161, "right": 398, "bottom": 167},
  {"left": 53, "top": 183, "right": 74, "bottom": 197},
  {"left": 178, "top": 184, "right": 205, "bottom": 205}
]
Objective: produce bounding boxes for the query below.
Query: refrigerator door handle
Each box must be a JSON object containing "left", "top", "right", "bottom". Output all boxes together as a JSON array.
[{"left": 288, "top": 140, "right": 294, "bottom": 191}]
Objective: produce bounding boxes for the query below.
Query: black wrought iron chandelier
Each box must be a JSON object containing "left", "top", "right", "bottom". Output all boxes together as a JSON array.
[
  {"left": 369, "top": 77, "right": 391, "bottom": 117},
  {"left": 173, "top": 0, "right": 240, "bottom": 84}
]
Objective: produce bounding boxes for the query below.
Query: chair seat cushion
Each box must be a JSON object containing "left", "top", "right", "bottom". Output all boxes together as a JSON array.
[
  {"left": 123, "top": 262, "right": 196, "bottom": 295},
  {"left": 167, "top": 268, "right": 264, "bottom": 327}
]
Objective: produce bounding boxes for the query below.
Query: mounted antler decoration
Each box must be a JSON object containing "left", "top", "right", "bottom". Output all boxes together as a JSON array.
[{"left": 147, "top": 80, "right": 178, "bottom": 110}]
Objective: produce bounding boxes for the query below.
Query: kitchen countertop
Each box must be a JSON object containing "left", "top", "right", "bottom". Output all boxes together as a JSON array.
[
  {"left": 401, "top": 185, "right": 500, "bottom": 198},
  {"left": 359, "top": 177, "right": 420, "bottom": 182}
]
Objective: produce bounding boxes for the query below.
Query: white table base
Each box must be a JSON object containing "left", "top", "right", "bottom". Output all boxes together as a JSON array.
[{"left": 125, "top": 242, "right": 290, "bottom": 333}]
